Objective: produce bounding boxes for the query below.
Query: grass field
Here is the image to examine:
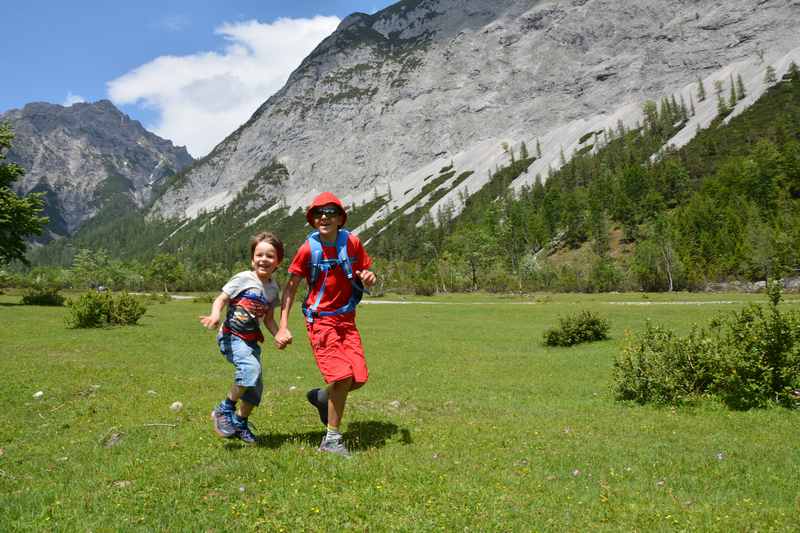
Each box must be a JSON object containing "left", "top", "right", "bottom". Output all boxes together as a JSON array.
[{"left": 1, "top": 291, "right": 799, "bottom": 531}]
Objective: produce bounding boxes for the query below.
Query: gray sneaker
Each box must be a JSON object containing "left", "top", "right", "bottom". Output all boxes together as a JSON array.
[
  {"left": 319, "top": 437, "right": 351, "bottom": 457},
  {"left": 210, "top": 404, "right": 236, "bottom": 438}
]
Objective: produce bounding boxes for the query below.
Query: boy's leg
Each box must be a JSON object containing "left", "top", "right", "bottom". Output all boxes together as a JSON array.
[
  {"left": 214, "top": 335, "right": 262, "bottom": 442},
  {"left": 231, "top": 346, "right": 262, "bottom": 444},
  {"left": 237, "top": 399, "right": 255, "bottom": 419},
  {"left": 306, "top": 388, "right": 329, "bottom": 425},
  {"left": 326, "top": 376, "right": 353, "bottom": 429}
]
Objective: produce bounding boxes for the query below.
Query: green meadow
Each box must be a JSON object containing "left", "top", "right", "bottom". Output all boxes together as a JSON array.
[{"left": 1, "top": 292, "right": 798, "bottom": 531}]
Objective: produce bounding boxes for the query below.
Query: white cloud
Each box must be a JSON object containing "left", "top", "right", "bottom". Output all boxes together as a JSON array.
[
  {"left": 63, "top": 92, "right": 86, "bottom": 106},
  {"left": 107, "top": 16, "right": 340, "bottom": 157}
]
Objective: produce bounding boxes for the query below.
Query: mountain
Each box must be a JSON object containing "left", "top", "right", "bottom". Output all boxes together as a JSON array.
[
  {"left": 0, "top": 100, "right": 193, "bottom": 239},
  {"left": 149, "top": 0, "right": 800, "bottom": 235}
]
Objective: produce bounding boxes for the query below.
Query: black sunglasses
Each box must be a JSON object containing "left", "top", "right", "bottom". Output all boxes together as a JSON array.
[{"left": 312, "top": 206, "right": 343, "bottom": 217}]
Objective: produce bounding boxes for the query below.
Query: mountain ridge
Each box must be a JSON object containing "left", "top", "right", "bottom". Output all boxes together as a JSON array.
[
  {"left": 148, "top": 0, "right": 800, "bottom": 233},
  {"left": 1, "top": 100, "right": 193, "bottom": 238}
]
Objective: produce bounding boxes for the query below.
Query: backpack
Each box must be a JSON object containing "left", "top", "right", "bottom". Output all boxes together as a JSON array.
[{"left": 301, "top": 229, "right": 365, "bottom": 323}]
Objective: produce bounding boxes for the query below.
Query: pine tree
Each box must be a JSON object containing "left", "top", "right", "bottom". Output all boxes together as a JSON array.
[
  {"left": 520, "top": 141, "right": 529, "bottom": 160},
  {"left": 689, "top": 94, "right": 696, "bottom": 116},
  {"left": 789, "top": 61, "right": 800, "bottom": 80},
  {"left": 765, "top": 65, "right": 777, "bottom": 83},
  {"left": 714, "top": 80, "right": 728, "bottom": 116},
  {"left": 670, "top": 94, "right": 680, "bottom": 119},
  {"left": 736, "top": 74, "right": 746, "bottom": 100},
  {"left": 697, "top": 77, "right": 706, "bottom": 101},
  {"left": 728, "top": 74, "right": 738, "bottom": 108},
  {"left": 536, "top": 138, "right": 542, "bottom": 158},
  {"left": 679, "top": 94, "right": 688, "bottom": 120},
  {"left": 0, "top": 123, "right": 47, "bottom": 266},
  {"left": 717, "top": 93, "right": 729, "bottom": 116},
  {"left": 714, "top": 79, "right": 724, "bottom": 98}
]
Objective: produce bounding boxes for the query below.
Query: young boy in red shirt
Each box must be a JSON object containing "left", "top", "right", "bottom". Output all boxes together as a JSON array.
[{"left": 275, "top": 192, "right": 376, "bottom": 457}]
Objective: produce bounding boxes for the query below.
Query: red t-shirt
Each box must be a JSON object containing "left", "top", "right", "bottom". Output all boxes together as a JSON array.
[{"left": 288, "top": 232, "right": 372, "bottom": 315}]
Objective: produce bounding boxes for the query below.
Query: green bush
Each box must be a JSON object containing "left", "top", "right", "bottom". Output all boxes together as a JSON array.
[
  {"left": 66, "top": 291, "right": 110, "bottom": 328},
  {"left": 21, "top": 287, "right": 65, "bottom": 306},
  {"left": 613, "top": 323, "right": 715, "bottom": 405},
  {"left": 107, "top": 292, "right": 147, "bottom": 325},
  {"left": 707, "top": 284, "right": 800, "bottom": 409},
  {"left": 613, "top": 282, "right": 800, "bottom": 409},
  {"left": 66, "top": 291, "right": 147, "bottom": 328},
  {"left": 413, "top": 277, "right": 436, "bottom": 296},
  {"left": 543, "top": 310, "right": 610, "bottom": 347}
]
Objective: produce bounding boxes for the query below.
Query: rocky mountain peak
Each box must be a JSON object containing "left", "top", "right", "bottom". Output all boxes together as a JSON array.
[
  {"left": 149, "top": 0, "right": 800, "bottom": 233},
  {"left": 1, "top": 100, "right": 193, "bottom": 237}
]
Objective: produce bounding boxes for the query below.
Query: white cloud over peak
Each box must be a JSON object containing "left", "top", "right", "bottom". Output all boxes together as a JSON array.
[
  {"left": 63, "top": 92, "right": 86, "bottom": 106},
  {"left": 108, "top": 16, "right": 340, "bottom": 157}
]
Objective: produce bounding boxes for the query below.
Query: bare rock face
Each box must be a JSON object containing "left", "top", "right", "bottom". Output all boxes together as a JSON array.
[
  {"left": 1, "top": 100, "right": 193, "bottom": 236},
  {"left": 137, "top": 1, "right": 800, "bottom": 226}
]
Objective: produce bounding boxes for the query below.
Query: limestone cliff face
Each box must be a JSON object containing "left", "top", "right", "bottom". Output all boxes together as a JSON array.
[
  {"left": 1, "top": 100, "right": 193, "bottom": 236},
  {"left": 147, "top": 0, "right": 800, "bottom": 227}
]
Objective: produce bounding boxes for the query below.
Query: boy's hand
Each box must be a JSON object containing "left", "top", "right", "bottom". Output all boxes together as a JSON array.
[
  {"left": 199, "top": 314, "right": 219, "bottom": 330},
  {"left": 356, "top": 269, "right": 376, "bottom": 287},
  {"left": 275, "top": 327, "right": 293, "bottom": 349}
]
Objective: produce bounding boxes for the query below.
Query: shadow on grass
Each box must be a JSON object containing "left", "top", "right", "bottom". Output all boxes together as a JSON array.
[
  {"left": 0, "top": 302, "right": 22, "bottom": 307},
  {"left": 225, "top": 420, "right": 412, "bottom": 451}
]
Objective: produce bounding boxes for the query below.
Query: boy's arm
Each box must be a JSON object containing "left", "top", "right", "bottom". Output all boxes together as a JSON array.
[
  {"left": 263, "top": 305, "right": 279, "bottom": 337},
  {"left": 275, "top": 274, "right": 303, "bottom": 349},
  {"left": 353, "top": 237, "right": 376, "bottom": 287},
  {"left": 199, "top": 292, "right": 229, "bottom": 329}
]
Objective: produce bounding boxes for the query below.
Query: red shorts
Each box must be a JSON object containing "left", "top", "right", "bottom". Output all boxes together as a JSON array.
[{"left": 306, "top": 315, "right": 369, "bottom": 384}]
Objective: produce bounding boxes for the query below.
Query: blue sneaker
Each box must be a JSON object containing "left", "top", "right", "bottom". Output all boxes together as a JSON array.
[
  {"left": 306, "top": 388, "right": 328, "bottom": 426},
  {"left": 233, "top": 417, "right": 257, "bottom": 444},
  {"left": 210, "top": 402, "right": 236, "bottom": 438}
]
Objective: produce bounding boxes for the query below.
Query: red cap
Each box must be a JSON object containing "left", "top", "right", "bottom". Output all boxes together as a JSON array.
[{"left": 306, "top": 192, "right": 347, "bottom": 226}]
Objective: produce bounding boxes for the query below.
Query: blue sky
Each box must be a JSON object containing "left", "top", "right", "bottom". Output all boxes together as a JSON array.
[{"left": 2, "top": 1, "right": 394, "bottom": 156}]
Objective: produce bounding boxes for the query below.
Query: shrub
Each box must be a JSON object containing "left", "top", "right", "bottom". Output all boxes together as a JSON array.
[
  {"left": 613, "top": 282, "right": 800, "bottom": 409},
  {"left": 107, "top": 292, "right": 147, "bottom": 325},
  {"left": 613, "top": 323, "right": 715, "bottom": 405},
  {"left": 21, "top": 286, "right": 65, "bottom": 306},
  {"left": 66, "top": 291, "right": 147, "bottom": 328},
  {"left": 66, "top": 291, "right": 110, "bottom": 328},
  {"left": 543, "top": 310, "right": 610, "bottom": 347},
  {"left": 413, "top": 277, "right": 436, "bottom": 296},
  {"left": 707, "top": 284, "right": 800, "bottom": 409}
]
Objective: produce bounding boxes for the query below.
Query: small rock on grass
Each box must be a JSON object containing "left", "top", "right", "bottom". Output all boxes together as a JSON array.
[
  {"left": 33, "top": 391, "right": 44, "bottom": 400},
  {"left": 103, "top": 432, "right": 124, "bottom": 448}
]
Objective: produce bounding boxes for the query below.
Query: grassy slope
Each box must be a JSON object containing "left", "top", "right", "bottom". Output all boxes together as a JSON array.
[{"left": 1, "top": 294, "right": 798, "bottom": 530}]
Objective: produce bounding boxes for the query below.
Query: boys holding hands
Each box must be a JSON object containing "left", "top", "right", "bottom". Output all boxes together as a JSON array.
[{"left": 276, "top": 192, "right": 376, "bottom": 457}]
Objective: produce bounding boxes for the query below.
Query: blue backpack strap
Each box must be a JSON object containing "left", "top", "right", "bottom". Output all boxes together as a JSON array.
[
  {"left": 303, "top": 232, "right": 325, "bottom": 322},
  {"left": 302, "top": 228, "right": 365, "bottom": 323},
  {"left": 336, "top": 229, "right": 353, "bottom": 279}
]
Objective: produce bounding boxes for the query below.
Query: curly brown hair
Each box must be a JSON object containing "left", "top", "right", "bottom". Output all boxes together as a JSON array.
[{"left": 250, "top": 232, "right": 284, "bottom": 263}]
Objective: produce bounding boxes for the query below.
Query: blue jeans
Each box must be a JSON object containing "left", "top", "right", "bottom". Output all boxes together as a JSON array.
[{"left": 217, "top": 333, "right": 263, "bottom": 406}]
